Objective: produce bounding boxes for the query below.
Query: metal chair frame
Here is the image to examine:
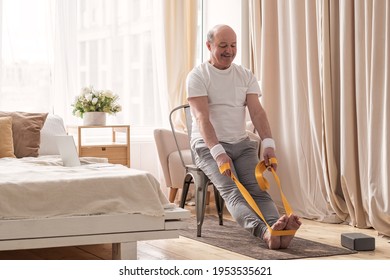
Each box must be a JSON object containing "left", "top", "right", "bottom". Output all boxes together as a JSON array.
[{"left": 169, "top": 104, "right": 224, "bottom": 237}]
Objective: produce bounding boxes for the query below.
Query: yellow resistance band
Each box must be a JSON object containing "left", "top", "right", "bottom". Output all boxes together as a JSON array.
[{"left": 219, "top": 157, "right": 296, "bottom": 236}]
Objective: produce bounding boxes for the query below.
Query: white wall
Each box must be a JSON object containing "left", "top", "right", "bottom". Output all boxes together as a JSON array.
[{"left": 130, "top": 135, "right": 169, "bottom": 197}]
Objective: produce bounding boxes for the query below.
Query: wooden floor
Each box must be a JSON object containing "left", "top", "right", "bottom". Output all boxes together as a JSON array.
[{"left": 0, "top": 204, "right": 389, "bottom": 260}]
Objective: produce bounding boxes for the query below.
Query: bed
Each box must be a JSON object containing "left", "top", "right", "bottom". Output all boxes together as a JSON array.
[{"left": 0, "top": 112, "right": 189, "bottom": 259}]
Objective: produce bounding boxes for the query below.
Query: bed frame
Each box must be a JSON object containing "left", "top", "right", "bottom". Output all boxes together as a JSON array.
[
  {"left": 0, "top": 207, "right": 189, "bottom": 259},
  {"left": 0, "top": 114, "right": 191, "bottom": 259}
]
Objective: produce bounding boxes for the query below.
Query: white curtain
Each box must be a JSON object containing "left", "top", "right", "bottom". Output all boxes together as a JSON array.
[
  {"left": 252, "top": 0, "right": 390, "bottom": 236},
  {"left": 259, "top": 0, "right": 340, "bottom": 223},
  {"left": 0, "top": 0, "right": 53, "bottom": 113},
  {"left": 248, "top": 0, "right": 262, "bottom": 81},
  {"left": 0, "top": 0, "right": 3, "bottom": 89},
  {"left": 157, "top": 0, "right": 198, "bottom": 129},
  {"left": 50, "top": 0, "right": 78, "bottom": 124}
]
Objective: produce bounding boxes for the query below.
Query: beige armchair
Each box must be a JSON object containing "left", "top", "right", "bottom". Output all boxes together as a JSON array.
[{"left": 153, "top": 128, "right": 193, "bottom": 202}]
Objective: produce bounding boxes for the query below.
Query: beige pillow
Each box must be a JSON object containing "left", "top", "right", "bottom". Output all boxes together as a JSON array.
[
  {"left": 0, "top": 116, "right": 16, "bottom": 158},
  {"left": 0, "top": 112, "right": 48, "bottom": 158}
]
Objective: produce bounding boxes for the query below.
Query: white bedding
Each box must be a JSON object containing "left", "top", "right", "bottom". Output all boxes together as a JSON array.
[{"left": 0, "top": 156, "right": 171, "bottom": 220}]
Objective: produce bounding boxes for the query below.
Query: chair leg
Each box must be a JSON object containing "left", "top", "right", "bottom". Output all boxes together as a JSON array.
[
  {"left": 179, "top": 174, "right": 193, "bottom": 208},
  {"left": 193, "top": 171, "right": 209, "bottom": 237},
  {"left": 168, "top": 187, "right": 178, "bottom": 203},
  {"left": 213, "top": 185, "right": 224, "bottom": 225}
]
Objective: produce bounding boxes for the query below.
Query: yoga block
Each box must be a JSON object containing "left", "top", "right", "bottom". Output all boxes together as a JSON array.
[{"left": 341, "top": 233, "right": 375, "bottom": 251}]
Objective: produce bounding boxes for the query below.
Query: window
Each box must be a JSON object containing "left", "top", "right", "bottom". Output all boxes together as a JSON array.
[
  {"left": 201, "top": 0, "right": 242, "bottom": 64},
  {"left": 77, "top": 0, "right": 160, "bottom": 127},
  {"left": 1, "top": 0, "right": 165, "bottom": 128},
  {"left": 0, "top": 0, "right": 52, "bottom": 112},
  {"left": 1, "top": 0, "right": 243, "bottom": 127}
]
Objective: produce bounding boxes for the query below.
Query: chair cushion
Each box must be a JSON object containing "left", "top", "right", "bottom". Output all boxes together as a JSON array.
[{"left": 168, "top": 149, "right": 193, "bottom": 189}]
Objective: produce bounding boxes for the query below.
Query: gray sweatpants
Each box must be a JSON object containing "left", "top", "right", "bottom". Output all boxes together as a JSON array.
[{"left": 192, "top": 137, "right": 280, "bottom": 239}]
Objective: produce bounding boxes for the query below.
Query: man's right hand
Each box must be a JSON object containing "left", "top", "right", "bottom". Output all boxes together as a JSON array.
[{"left": 216, "top": 153, "right": 232, "bottom": 177}]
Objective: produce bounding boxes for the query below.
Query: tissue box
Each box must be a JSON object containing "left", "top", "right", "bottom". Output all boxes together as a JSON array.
[{"left": 341, "top": 233, "right": 375, "bottom": 251}]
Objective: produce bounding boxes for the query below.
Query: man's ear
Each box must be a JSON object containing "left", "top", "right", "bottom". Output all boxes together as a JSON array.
[{"left": 206, "top": 41, "right": 212, "bottom": 51}]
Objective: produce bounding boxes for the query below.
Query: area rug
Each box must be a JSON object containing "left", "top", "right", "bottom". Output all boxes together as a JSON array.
[{"left": 179, "top": 215, "right": 357, "bottom": 260}]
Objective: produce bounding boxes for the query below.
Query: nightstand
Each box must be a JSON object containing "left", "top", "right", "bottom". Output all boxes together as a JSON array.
[{"left": 69, "top": 125, "right": 130, "bottom": 167}]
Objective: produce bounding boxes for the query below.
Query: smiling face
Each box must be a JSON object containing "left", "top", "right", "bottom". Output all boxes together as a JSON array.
[{"left": 206, "top": 25, "right": 237, "bottom": 70}]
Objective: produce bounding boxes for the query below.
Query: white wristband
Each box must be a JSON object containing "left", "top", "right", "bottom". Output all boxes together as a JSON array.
[
  {"left": 262, "top": 138, "right": 276, "bottom": 150},
  {"left": 210, "top": 144, "right": 226, "bottom": 161}
]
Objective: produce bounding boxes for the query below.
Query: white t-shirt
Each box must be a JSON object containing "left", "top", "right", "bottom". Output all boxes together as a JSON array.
[{"left": 186, "top": 62, "right": 261, "bottom": 145}]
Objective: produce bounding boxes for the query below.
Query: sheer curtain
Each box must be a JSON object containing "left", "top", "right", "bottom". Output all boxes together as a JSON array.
[
  {"left": 248, "top": 0, "right": 262, "bottom": 81},
  {"left": 1, "top": 0, "right": 194, "bottom": 129},
  {"left": 250, "top": 0, "right": 390, "bottom": 236},
  {"left": 0, "top": 0, "right": 75, "bottom": 117},
  {"left": 50, "top": 0, "right": 78, "bottom": 124},
  {"left": 0, "top": 0, "right": 53, "bottom": 113},
  {"left": 155, "top": 0, "right": 198, "bottom": 129}
]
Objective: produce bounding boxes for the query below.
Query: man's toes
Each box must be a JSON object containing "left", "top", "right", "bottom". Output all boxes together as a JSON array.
[{"left": 286, "top": 214, "right": 302, "bottom": 229}]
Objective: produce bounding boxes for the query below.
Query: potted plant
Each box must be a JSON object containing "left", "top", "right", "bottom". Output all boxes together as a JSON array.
[{"left": 71, "top": 86, "right": 122, "bottom": 126}]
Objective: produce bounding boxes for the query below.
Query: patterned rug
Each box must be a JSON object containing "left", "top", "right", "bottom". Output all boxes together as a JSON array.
[{"left": 179, "top": 215, "right": 357, "bottom": 260}]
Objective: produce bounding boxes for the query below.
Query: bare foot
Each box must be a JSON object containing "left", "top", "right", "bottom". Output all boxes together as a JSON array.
[
  {"left": 280, "top": 214, "right": 302, "bottom": 249},
  {"left": 262, "top": 215, "right": 288, "bottom": 249}
]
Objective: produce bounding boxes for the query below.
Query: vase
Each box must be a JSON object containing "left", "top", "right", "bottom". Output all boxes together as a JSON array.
[{"left": 83, "top": 112, "right": 107, "bottom": 126}]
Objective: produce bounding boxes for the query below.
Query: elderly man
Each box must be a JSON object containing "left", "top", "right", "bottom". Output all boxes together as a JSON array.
[{"left": 186, "top": 24, "right": 301, "bottom": 249}]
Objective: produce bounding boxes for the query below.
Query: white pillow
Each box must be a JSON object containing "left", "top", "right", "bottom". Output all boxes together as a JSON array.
[{"left": 39, "top": 114, "right": 67, "bottom": 155}]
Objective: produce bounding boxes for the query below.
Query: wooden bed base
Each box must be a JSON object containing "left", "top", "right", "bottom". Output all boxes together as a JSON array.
[{"left": 0, "top": 207, "right": 189, "bottom": 259}]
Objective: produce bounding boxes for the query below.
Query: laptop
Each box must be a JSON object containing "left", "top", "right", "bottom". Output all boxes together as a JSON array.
[{"left": 56, "top": 135, "right": 81, "bottom": 167}]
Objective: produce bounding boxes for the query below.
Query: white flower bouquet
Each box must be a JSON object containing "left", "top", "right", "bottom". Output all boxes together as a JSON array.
[{"left": 71, "top": 86, "right": 122, "bottom": 118}]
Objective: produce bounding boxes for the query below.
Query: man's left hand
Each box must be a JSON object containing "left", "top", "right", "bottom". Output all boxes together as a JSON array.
[{"left": 263, "top": 147, "right": 277, "bottom": 171}]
